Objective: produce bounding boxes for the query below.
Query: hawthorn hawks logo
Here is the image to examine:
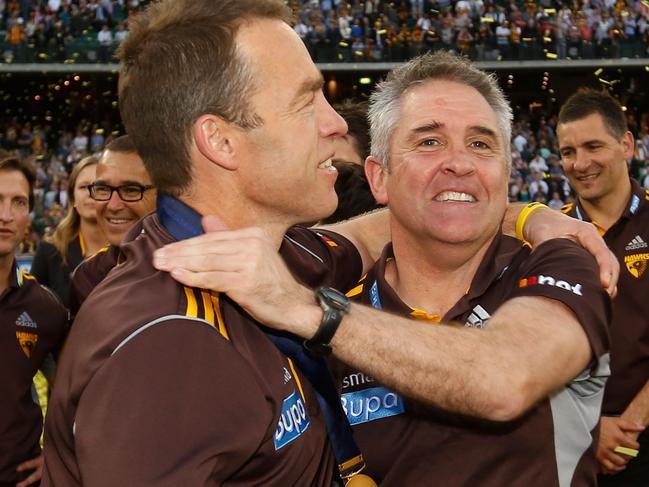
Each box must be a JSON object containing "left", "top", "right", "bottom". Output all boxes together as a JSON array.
[
  {"left": 624, "top": 253, "right": 649, "bottom": 278},
  {"left": 16, "top": 332, "right": 38, "bottom": 358}
]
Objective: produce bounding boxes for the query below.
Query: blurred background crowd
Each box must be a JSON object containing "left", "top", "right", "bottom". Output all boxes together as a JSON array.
[
  {"left": 1, "top": 0, "right": 648, "bottom": 63},
  {"left": 1, "top": 0, "right": 649, "bottom": 259}
]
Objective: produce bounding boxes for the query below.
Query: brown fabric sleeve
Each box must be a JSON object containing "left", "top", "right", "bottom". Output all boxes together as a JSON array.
[
  {"left": 509, "top": 239, "right": 611, "bottom": 360},
  {"left": 73, "top": 319, "right": 274, "bottom": 486},
  {"left": 284, "top": 226, "right": 363, "bottom": 292}
]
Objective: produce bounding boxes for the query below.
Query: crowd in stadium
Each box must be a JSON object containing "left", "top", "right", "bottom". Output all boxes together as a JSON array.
[
  {"left": 295, "top": 0, "right": 649, "bottom": 61},
  {"left": 2, "top": 1, "right": 649, "bottom": 487},
  {"left": 3, "top": 106, "right": 648, "bottom": 255},
  {"left": 1, "top": 0, "right": 649, "bottom": 63}
]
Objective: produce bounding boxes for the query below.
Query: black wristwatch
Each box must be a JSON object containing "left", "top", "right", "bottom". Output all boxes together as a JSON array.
[{"left": 303, "top": 287, "right": 350, "bottom": 356}]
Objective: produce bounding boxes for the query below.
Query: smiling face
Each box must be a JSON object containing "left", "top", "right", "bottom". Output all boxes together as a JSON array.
[
  {"left": 557, "top": 112, "right": 633, "bottom": 204},
  {"left": 366, "top": 79, "right": 508, "bottom": 247},
  {"left": 231, "top": 18, "right": 347, "bottom": 225},
  {"left": 95, "top": 150, "right": 156, "bottom": 246}
]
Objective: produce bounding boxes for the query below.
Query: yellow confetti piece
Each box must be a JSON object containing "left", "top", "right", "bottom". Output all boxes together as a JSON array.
[
  {"left": 544, "top": 8, "right": 557, "bottom": 14},
  {"left": 522, "top": 37, "right": 533, "bottom": 42},
  {"left": 546, "top": 52, "right": 558, "bottom": 59},
  {"left": 594, "top": 68, "right": 603, "bottom": 76},
  {"left": 339, "top": 41, "right": 349, "bottom": 47},
  {"left": 481, "top": 17, "right": 494, "bottom": 22},
  {"left": 645, "top": 66, "right": 649, "bottom": 72},
  {"left": 543, "top": 36, "right": 552, "bottom": 43},
  {"left": 377, "top": 29, "right": 387, "bottom": 35},
  {"left": 614, "top": 446, "right": 638, "bottom": 457},
  {"left": 598, "top": 78, "right": 611, "bottom": 85}
]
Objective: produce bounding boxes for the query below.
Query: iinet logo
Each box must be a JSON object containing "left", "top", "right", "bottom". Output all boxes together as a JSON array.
[{"left": 519, "top": 275, "right": 583, "bottom": 296}]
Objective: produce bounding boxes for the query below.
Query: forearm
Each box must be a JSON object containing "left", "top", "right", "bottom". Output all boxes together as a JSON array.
[
  {"left": 621, "top": 379, "right": 649, "bottom": 429},
  {"left": 321, "top": 208, "right": 389, "bottom": 273},
  {"left": 502, "top": 202, "right": 526, "bottom": 237},
  {"left": 329, "top": 303, "right": 523, "bottom": 421},
  {"left": 288, "top": 293, "right": 592, "bottom": 422}
]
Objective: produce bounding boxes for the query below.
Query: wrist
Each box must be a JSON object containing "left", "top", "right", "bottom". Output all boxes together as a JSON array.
[
  {"left": 516, "top": 202, "right": 548, "bottom": 247},
  {"left": 285, "top": 286, "right": 324, "bottom": 339},
  {"left": 304, "top": 287, "right": 350, "bottom": 356}
]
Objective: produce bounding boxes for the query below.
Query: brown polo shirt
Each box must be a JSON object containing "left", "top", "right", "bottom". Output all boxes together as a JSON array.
[
  {"left": 43, "top": 205, "right": 362, "bottom": 486},
  {"left": 329, "top": 234, "right": 611, "bottom": 486},
  {"left": 0, "top": 263, "right": 68, "bottom": 483},
  {"left": 69, "top": 245, "right": 121, "bottom": 317},
  {"left": 562, "top": 179, "right": 649, "bottom": 415}
]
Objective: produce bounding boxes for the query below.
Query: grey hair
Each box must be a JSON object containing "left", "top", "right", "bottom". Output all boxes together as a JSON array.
[{"left": 368, "top": 51, "right": 513, "bottom": 168}]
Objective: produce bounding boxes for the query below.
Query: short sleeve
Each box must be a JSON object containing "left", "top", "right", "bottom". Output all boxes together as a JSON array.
[
  {"left": 282, "top": 226, "right": 363, "bottom": 292},
  {"left": 509, "top": 239, "right": 611, "bottom": 361}
]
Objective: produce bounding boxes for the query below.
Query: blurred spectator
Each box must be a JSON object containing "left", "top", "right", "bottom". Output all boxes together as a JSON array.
[
  {"left": 30, "top": 155, "right": 106, "bottom": 307},
  {"left": 547, "top": 191, "right": 565, "bottom": 210}
]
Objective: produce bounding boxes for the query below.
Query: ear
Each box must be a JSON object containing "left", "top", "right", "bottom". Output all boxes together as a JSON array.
[
  {"left": 621, "top": 131, "right": 634, "bottom": 160},
  {"left": 364, "top": 156, "right": 389, "bottom": 205},
  {"left": 192, "top": 114, "right": 238, "bottom": 171}
]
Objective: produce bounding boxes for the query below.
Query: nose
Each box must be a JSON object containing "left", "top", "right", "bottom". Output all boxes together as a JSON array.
[
  {"left": 317, "top": 92, "right": 348, "bottom": 139},
  {"left": 0, "top": 201, "right": 13, "bottom": 222},
  {"left": 105, "top": 191, "right": 125, "bottom": 211},
  {"left": 572, "top": 148, "right": 590, "bottom": 172},
  {"left": 441, "top": 145, "right": 475, "bottom": 177}
]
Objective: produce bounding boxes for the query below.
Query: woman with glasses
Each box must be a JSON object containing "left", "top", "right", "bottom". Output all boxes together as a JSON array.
[{"left": 31, "top": 155, "right": 107, "bottom": 308}]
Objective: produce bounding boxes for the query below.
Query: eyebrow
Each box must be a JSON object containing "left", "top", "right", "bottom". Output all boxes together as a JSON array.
[
  {"left": 93, "top": 180, "right": 149, "bottom": 186},
  {"left": 467, "top": 125, "right": 499, "bottom": 140},
  {"left": 289, "top": 74, "right": 325, "bottom": 110},
  {"left": 407, "top": 122, "right": 499, "bottom": 142},
  {"left": 406, "top": 121, "right": 444, "bottom": 143}
]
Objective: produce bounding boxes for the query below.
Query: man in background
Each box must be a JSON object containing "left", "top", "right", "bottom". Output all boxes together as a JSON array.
[
  {"left": 69, "top": 135, "right": 156, "bottom": 314},
  {"left": 0, "top": 154, "right": 67, "bottom": 487},
  {"left": 558, "top": 88, "right": 649, "bottom": 486}
]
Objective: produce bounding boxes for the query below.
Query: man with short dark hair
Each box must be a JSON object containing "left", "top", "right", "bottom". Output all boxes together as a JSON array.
[
  {"left": 558, "top": 88, "right": 649, "bottom": 486},
  {"left": 68, "top": 135, "right": 155, "bottom": 315},
  {"left": 0, "top": 156, "right": 68, "bottom": 487},
  {"left": 43, "top": 2, "right": 360, "bottom": 485}
]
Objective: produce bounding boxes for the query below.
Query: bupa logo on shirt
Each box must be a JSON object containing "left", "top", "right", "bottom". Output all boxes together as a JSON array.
[
  {"left": 274, "top": 390, "right": 310, "bottom": 450},
  {"left": 341, "top": 386, "right": 405, "bottom": 426}
]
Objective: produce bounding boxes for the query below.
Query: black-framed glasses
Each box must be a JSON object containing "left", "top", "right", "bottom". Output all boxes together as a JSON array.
[{"left": 88, "top": 183, "right": 154, "bottom": 202}]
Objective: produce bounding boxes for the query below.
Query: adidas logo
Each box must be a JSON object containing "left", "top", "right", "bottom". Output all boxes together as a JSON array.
[
  {"left": 625, "top": 235, "right": 648, "bottom": 251},
  {"left": 15, "top": 311, "right": 37, "bottom": 329},
  {"left": 465, "top": 305, "right": 491, "bottom": 329}
]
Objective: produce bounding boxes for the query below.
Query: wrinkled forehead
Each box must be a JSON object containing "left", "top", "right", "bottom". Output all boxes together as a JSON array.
[{"left": 398, "top": 79, "right": 501, "bottom": 135}]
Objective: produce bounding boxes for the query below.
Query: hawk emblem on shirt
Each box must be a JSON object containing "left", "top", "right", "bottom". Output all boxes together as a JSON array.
[
  {"left": 16, "top": 331, "right": 38, "bottom": 358},
  {"left": 624, "top": 253, "right": 649, "bottom": 278}
]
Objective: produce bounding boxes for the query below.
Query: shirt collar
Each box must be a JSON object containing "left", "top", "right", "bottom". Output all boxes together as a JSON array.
[
  {"left": 368, "top": 232, "right": 521, "bottom": 321},
  {"left": 574, "top": 178, "right": 646, "bottom": 225},
  {"left": 156, "top": 192, "right": 204, "bottom": 241}
]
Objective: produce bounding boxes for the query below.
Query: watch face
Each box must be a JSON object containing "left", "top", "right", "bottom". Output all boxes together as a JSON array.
[{"left": 319, "top": 287, "right": 350, "bottom": 310}]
